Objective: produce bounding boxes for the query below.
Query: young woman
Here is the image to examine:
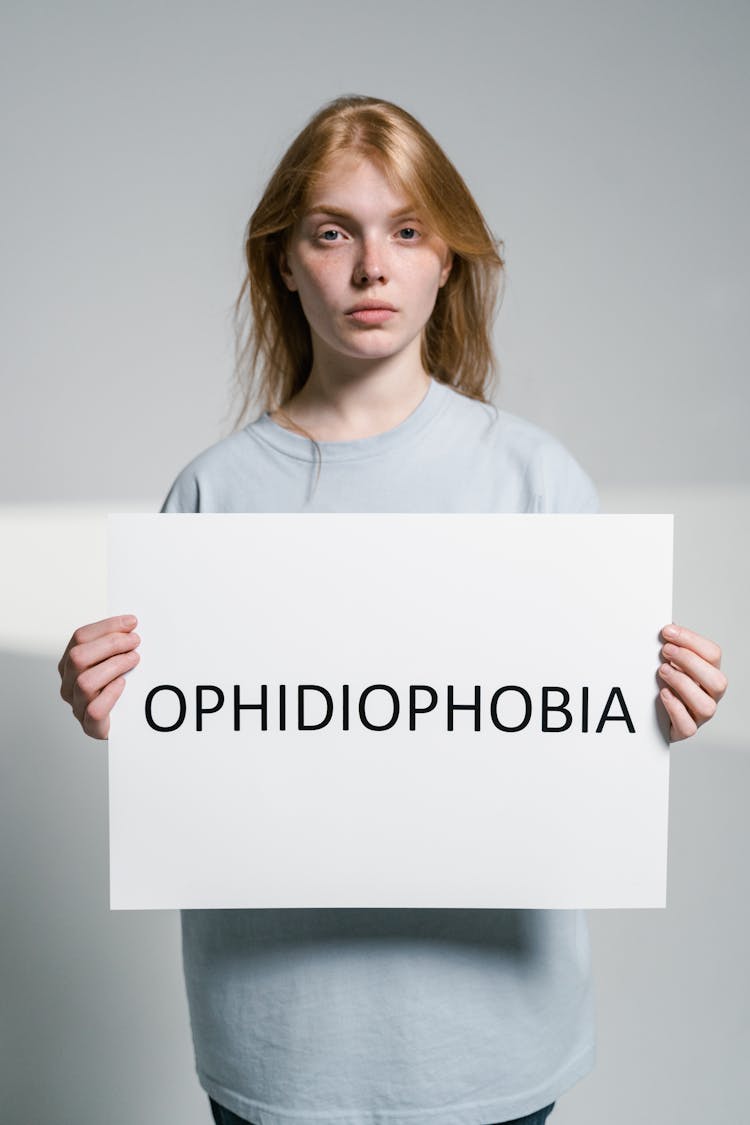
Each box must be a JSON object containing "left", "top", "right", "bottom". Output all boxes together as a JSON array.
[{"left": 58, "top": 94, "right": 727, "bottom": 1125}]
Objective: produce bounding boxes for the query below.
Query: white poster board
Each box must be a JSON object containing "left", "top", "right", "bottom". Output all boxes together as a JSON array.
[{"left": 107, "top": 513, "right": 673, "bottom": 910}]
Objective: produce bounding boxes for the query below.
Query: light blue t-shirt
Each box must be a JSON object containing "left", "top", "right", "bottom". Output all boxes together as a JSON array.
[{"left": 161, "top": 375, "right": 600, "bottom": 1125}]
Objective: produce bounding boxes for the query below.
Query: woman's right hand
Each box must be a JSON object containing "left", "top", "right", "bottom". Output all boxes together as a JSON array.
[{"left": 58, "top": 614, "right": 141, "bottom": 740}]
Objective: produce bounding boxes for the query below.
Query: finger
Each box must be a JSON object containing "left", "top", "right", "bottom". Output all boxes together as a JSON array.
[
  {"left": 82, "top": 675, "right": 129, "bottom": 740},
  {"left": 59, "top": 615, "right": 138, "bottom": 676},
  {"left": 71, "top": 649, "right": 140, "bottom": 723},
  {"left": 61, "top": 630, "right": 140, "bottom": 705},
  {"left": 659, "top": 685, "right": 697, "bottom": 742},
  {"left": 660, "top": 623, "right": 722, "bottom": 667},
  {"left": 660, "top": 642, "right": 728, "bottom": 700},
  {"left": 60, "top": 630, "right": 141, "bottom": 704},
  {"left": 658, "top": 662, "right": 717, "bottom": 726}
]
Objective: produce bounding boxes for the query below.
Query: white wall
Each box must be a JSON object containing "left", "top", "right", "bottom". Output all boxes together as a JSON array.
[{"left": 2, "top": 1, "right": 747, "bottom": 1122}]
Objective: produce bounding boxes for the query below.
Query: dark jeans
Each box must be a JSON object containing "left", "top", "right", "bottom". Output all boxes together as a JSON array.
[{"left": 209, "top": 1095, "right": 556, "bottom": 1125}]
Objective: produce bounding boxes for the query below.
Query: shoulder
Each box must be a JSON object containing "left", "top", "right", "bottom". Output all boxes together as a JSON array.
[
  {"left": 159, "top": 427, "right": 257, "bottom": 513},
  {"left": 494, "top": 409, "right": 600, "bottom": 513},
  {"left": 442, "top": 386, "right": 599, "bottom": 513}
]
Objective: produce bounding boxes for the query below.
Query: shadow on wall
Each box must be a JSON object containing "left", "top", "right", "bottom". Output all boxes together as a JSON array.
[{"left": 0, "top": 650, "right": 208, "bottom": 1125}]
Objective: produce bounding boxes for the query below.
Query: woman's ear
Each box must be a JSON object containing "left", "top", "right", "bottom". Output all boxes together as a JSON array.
[
  {"left": 277, "top": 245, "right": 298, "bottom": 292},
  {"left": 439, "top": 249, "right": 454, "bottom": 288}
]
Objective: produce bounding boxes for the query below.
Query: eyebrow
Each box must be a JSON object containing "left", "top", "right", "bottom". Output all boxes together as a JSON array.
[{"left": 304, "top": 205, "right": 420, "bottom": 220}]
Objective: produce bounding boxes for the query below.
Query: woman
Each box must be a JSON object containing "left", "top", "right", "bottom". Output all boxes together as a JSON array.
[{"left": 58, "top": 94, "right": 727, "bottom": 1125}]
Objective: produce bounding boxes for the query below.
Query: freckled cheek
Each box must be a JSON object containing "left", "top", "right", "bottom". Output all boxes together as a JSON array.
[
  {"left": 403, "top": 256, "right": 444, "bottom": 291},
  {"left": 410, "top": 273, "right": 444, "bottom": 320},
  {"left": 295, "top": 271, "right": 338, "bottom": 316},
  {"left": 299, "top": 260, "right": 342, "bottom": 305}
]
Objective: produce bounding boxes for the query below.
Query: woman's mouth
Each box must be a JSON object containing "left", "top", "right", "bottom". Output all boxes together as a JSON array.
[{"left": 346, "top": 308, "right": 397, "bottom": 324}]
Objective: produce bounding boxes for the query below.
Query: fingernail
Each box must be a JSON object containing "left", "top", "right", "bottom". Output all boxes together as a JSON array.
[
  {"left": 663, "top": 625, "right": 679, "bottom": 639},
  {"left": 121, "top": 614, "right": 137, "bottom": 627}
]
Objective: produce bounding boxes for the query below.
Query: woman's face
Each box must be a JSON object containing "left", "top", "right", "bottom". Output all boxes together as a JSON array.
[{"left": 278, "top": 152, "right": 453, "bottom": 370}]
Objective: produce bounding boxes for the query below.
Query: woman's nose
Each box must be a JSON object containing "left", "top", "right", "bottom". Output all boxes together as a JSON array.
[{"left": 354, "top": 238, "right": 386, "bottom": 284}]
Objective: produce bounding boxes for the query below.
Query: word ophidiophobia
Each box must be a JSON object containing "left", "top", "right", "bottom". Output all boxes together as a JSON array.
[{"left": 143, "top": 683, "right": 635, "bottom": 734}]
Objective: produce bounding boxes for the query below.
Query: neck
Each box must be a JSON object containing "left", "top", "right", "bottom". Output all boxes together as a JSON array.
[{"left": 271, "top": 363, "right": 433, "bottom": 443}]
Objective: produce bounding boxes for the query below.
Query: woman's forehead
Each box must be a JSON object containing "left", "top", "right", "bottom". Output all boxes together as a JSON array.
[{"left": 302, "top": 156, "right": 417, "bottom": 216}]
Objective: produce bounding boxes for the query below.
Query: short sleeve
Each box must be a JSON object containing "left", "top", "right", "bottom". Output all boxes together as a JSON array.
[
  {"left": 528, "top": 437, "right": 601, "bottom": 514},
  {"left": 159, "top": 468, "right": 201, "bottom": 514}
]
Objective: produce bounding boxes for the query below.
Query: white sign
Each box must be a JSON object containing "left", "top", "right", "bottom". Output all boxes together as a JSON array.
[{"left": 107, "top": 513, "right": 673, "bottom": 910}]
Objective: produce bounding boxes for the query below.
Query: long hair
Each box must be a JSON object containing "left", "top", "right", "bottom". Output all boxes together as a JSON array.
[{"left": 230, "top": 93, "right": 506, "bottom": 477}]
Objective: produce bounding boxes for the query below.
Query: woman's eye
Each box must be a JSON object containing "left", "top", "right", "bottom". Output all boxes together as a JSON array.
[{"left": 316, "top": 226, "right": 421, "bottom": 243}]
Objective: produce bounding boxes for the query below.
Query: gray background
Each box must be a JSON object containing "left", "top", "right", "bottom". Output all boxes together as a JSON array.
[{"left": 1, "top": 1, "right": 748, "bottom": 1122}]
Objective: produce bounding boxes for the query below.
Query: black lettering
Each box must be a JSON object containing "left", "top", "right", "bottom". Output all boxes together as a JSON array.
[
  {"left": 447, "top": 685, "right": 481, "bottom": 731},
  {"left": 196, "top": 685, "right": 224, "bottom": 731},
  {"left": 234, "top": 683, "right": 268, "bottom": 731},
  {"left": 490, "top": 686, "right": 532, "bottom": 732},
  {"left": 359, "top": 684, "right": 399, "bottom": 731},
  {"left": 298, "top": 685, "right": 333, "bottom": 730},
  {"left": 542, "top": 686, "right": 572, "bottom": 732},
  {"left": 342, "top": 683, "right": 350, "bottom": 731},
  {"left": 596, "top": 686, "right": 636, "bottom": 733},
  {"left": 409, "top": 685, "right": 438, "bottom": 730},
  {"left": 145, "top": 684, "right": 186, "bottom": 732}
]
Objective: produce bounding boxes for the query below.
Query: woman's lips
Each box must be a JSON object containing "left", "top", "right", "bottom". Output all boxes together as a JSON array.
[{"left": 347, "top": 308, "right": 397, "bottom": 324}]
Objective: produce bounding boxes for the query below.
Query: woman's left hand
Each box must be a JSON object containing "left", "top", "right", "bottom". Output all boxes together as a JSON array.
[{"left": 658, "top": 623, "right": 728, "bottom": 742}]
